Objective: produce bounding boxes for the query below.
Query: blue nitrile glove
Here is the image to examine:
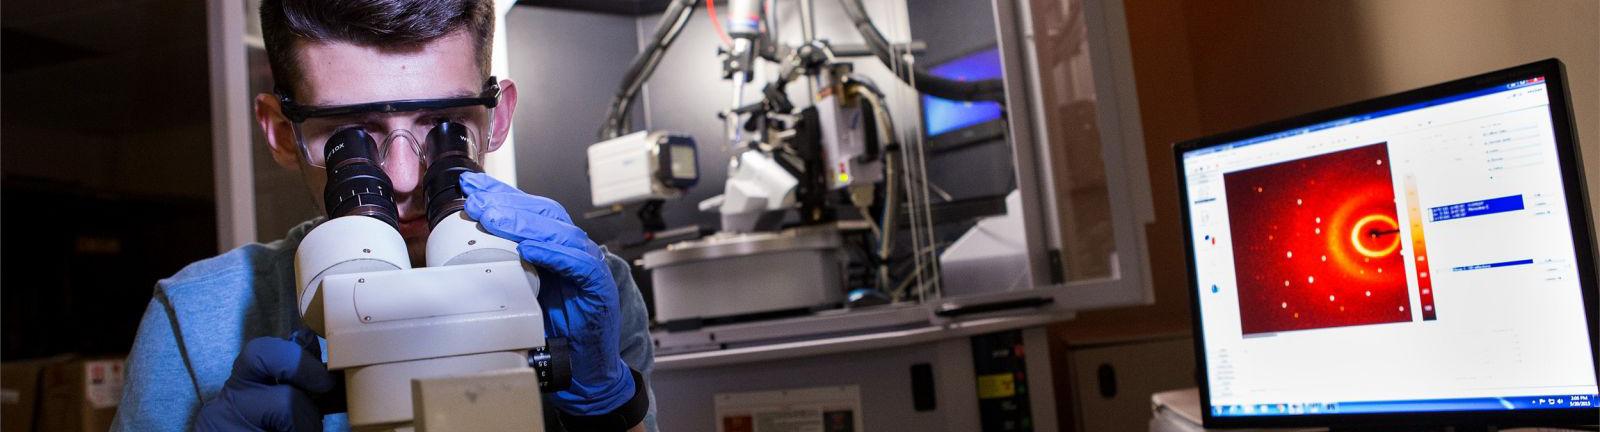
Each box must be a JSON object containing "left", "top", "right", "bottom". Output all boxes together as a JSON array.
[
  {"left": 459, "top": 172, "right": 637, "bottom": 416},
  {"left": 196, "top": 328, "right": 334, "bottom": 432}
]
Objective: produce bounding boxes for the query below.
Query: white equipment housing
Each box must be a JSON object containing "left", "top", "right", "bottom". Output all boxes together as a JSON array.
[
  {"left": 643, "top": 226, "right": 845, "bottom": 322},
  {"left": 588, "top": 130, "right": 698, "bottom": 207},
  {"left": 816, "top": 92, "right": 884, "bottom": 190},
  {"left": 939, "top": 190, "right": 1029, "bottom": 297},
  {"left": 699, "top": 150, "right": 799, "bottom": 233}
]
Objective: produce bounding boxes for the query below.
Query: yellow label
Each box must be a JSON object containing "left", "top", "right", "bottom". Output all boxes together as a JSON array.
[{"left": 976, "top": 373, "right": 1015, "bottom": 399}]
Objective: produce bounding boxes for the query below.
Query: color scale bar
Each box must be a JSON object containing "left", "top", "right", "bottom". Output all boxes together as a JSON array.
[{"left": 1404, "top": 175, "right": 1436, "bottom": 321}]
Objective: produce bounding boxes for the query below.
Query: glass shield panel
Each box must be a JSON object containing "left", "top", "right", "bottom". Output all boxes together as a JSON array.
[
  {"left": 1024, "top": 0, "right": 1120, "bottom": 284},
  {"left": 1024, "top": 0, "right": 1126, "bottom": 286},
  {"left": 899, "top": 0, "right": 1128, "bottom": 301}
]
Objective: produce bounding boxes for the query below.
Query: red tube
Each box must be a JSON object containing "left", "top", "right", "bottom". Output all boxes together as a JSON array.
[{"left": 706, "top": 0, "right": 734, "bottom": 47}]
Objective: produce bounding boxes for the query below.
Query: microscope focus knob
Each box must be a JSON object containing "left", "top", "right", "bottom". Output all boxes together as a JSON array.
[{"left": 530, "top": 337, "right": 572, "bottom": 393}]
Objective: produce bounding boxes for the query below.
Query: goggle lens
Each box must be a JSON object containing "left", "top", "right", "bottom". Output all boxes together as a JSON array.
[{"left": 294, "top": 106, "right": 492, "bottom": 168}]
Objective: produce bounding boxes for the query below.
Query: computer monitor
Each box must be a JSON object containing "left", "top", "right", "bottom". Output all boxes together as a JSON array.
[
  {"left": 921, "top": 47, "right": 1004, "bottom": 138},
  {"left": 1175, "top": 59, "right": 1598, "bottom": 429}
]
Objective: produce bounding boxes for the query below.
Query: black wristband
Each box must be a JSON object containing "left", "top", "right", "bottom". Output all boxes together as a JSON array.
[{"left": 556, "top": 368, "right": 650, "bottom": 431}]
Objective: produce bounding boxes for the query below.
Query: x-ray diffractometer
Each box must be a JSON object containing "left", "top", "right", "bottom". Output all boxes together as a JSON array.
[{"left": 504, "top": 0, "right": 1155, "bottom": 428}]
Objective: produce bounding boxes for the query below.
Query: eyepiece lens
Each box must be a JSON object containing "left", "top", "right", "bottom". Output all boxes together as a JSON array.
[
  {"left": 323, "top": 127, "right": 401, "bottom": 228},
  {"left": 423, "top": 121, "right": 485, "bottom": 228}
]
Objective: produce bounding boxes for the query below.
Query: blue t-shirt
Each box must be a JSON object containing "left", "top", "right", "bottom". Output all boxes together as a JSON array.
[{"left": 110, "top": 219, "right": 657, "bottom": 431}]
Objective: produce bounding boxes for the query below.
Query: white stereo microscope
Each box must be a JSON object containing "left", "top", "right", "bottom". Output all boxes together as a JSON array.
[{"left": 293, "top": 123, "right": 562, "bottom": 430}]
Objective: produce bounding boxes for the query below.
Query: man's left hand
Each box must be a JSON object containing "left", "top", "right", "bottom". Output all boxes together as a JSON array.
[{"left": 458, "top": 172, "right": 637, "bottom": 416}]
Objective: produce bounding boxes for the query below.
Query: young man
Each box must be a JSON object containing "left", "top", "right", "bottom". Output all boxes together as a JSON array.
[{"left": 111, "top": 1, "right": 654, "bottom": 430}]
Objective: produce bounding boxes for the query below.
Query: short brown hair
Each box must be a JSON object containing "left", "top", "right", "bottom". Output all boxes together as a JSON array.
[{"left": 259, "top": 0, "right": 495, "bottom": 98}]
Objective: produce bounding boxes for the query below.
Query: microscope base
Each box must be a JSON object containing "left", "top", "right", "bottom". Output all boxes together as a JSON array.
[{"left": 345, "top": 351, "right": 528, "bottom": 427}]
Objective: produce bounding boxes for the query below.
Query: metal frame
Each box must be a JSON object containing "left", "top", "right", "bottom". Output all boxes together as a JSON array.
[
  {"left": 991, "top": 0, "right": 1054, "bottom": 292},
  {"left": 274, "top": 78, "right": 501, "bottom": 123},
  {"left": 208, "top": 0, "right": 256, "bottom": 250}
]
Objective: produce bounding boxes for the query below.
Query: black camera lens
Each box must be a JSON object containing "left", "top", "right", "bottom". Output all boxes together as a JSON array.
[
  {"left": 422, "top": 121, "right": 484, "bottom": 228},
  {"left": 323, "top": 128, "right": 401, "bottom": 228}
]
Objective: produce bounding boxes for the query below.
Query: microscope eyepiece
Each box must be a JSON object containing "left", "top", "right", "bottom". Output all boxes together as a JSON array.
[
  {"left": 323, "top": 127, "right": 401, "bottom": 228},
  {"left": 423, "top": 120, "right": 484, "bottom": 229}
]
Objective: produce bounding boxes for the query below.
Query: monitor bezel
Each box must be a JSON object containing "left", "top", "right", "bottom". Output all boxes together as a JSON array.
[{"left": 1173, "top": 58, "right": 1599, "bottom": 429}]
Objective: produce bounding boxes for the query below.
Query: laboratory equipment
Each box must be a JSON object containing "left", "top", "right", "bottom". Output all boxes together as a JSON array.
[
  {"left": 588, "top": 130, "right": 700, "bottom": 208},
  {"left": 1176, "top": 59, "right": 1598, "bottom": 430},
  {"left": 294, "top": 123, "right": 563, "bottom": 429},
  {"left": 509, "top": 0, "right": 1157, "bottom": 427}
]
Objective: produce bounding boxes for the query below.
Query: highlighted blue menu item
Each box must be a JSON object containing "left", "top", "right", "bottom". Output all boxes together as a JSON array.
[
  {"left": 1451, "top": 259, "right": 1535, "bottom": 272},
  {"left": 1430, "top": 195, "right": 1524, "bottom": 222}
]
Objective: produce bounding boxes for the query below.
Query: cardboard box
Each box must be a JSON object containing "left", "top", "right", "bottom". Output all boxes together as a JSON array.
[
  {"left": 2, "top": 356, "right": 73, "bottom": 432},
  {"left": 3, "top": 356, "right": 125, "bottom": 432}
]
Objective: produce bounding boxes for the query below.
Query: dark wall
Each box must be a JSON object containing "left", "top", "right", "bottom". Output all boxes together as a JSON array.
[
  {"left": 908, "top": 0, "right": 1000, "bottom": 65},
  {"left": 506, "top": 6, "right": 646, "bottom": 245},
  {"left": 1, "top": 182, "right": 217, "bottom": 358},
  {"left": 2, "top": 0, "right": 218, "bottom": 359}
]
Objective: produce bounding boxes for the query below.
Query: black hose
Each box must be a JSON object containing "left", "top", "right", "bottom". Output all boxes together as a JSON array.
[
  {"left": 599, "top": 0, "right": 700, "bottom": 140},
  {"left": 835, "top": 0, "right": 1006, "bottom": 103}
]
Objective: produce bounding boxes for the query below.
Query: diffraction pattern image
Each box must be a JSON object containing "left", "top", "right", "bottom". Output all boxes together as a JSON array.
[{"left": 1225, "top": 143, "right": 1412, "bottom": 335}]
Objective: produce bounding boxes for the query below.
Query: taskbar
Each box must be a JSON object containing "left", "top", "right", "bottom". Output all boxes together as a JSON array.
[{"left": 1213, "top": 394, "right": 1597, "bottom": 417}]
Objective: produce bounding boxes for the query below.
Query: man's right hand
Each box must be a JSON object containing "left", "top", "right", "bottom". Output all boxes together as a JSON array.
[{"left": 195, "top": 328, "right": 334, "bottom": 432}]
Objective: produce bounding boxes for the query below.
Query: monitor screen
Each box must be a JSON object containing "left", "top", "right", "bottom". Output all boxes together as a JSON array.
[
  {"left": 1179, "top": 70, "right": 1597, "bottom": 421},
  {"left": 922, "top": 47, "right": 1003, "bottom": 137}
]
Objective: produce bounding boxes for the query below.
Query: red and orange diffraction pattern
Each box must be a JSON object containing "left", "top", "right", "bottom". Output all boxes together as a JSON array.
[{"left": 1225, "top": 143, "right": 1412, "bottom": 335}]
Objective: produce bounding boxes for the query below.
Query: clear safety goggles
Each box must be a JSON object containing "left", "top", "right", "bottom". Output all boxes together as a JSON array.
[{"left": 277, "top": 78, "right": 502, "bottom": 168}]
